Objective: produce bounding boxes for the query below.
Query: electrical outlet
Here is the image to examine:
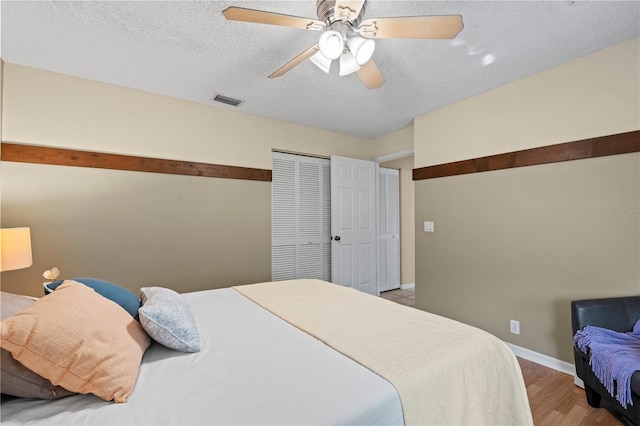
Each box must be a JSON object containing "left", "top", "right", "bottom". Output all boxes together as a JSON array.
[{"left": 510, "top": 320, "right": 520, "bottom": 335}]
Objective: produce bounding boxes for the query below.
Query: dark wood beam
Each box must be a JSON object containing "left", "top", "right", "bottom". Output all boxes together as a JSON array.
[
  {"left": 1, "top": 142, "right": 272, "bottom": 182},
  {"left": 413, "top": 130, "right": 640, "bottom": 181}
]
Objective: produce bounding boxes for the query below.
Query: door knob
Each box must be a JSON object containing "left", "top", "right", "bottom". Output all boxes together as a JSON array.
[{"left": 334, "top": 236, "right": 341, "bottom": 241}]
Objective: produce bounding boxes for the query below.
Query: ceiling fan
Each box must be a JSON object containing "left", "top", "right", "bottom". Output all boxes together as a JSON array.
[{"left": 222, "top": 0, "right": 464, "bottom": 89}]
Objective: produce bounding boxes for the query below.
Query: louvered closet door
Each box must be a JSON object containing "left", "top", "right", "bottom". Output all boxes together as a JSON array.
[
  {"left": 272, "top": 154, "right": 297, "bottom": 281},
  {"left": 320, "top": 162, "right": 331, "bottom": 281},
  {"left": 272, "top": 152, "right": 330, "bottom": 281},
  {"left": 378, "top": 167, "right": 400, "bottom": 291}
]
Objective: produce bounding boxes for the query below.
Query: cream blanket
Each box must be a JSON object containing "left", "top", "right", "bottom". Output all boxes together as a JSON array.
[{"left": 234, "top": 279, "right": 533, "bottom": 426}]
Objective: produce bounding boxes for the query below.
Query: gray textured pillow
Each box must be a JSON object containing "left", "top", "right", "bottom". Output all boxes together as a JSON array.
[
  {"left": 1, "top": 291, "right": 37, "bottom": 318},
  {"left": 1, "top": 349, "right": 75, "bottom": 399},
  {"left": 139, "top": 287, "right": 200, "bottom": 353},
  {"left": 1, "top": 292, "right": 75, "bottom": 399}
]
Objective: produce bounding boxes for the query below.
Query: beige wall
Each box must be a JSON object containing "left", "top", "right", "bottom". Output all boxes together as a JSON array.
[
  {"left": 0, "top": 63, "right": 383, "bottom": 297},
  {"left": 2, "top": 64, "right": 375, "bottom": 170},
  {"left": 414, "top": 38, "right": 640, "bottom": 363},
  {"left": 2, "top": 163, "right": 272, "bottom": 295},
  {"left": 1, "top": 61, "right": 3, "bottom": 140},
  {"left": 370, "top": 125, "right": 414, "bottom": 159},
  {"left": 415, "top": 38, "right": 639, "bottom": 168}
]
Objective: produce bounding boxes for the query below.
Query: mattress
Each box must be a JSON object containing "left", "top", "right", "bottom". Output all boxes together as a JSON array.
[{"left": 0, "top": 287, "right": 404, "bottom": 425}]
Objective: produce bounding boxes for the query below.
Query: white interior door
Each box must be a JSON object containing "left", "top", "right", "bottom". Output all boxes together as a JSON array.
[{"left": 330, "top": 155, "right": 378, "bottom": 295}]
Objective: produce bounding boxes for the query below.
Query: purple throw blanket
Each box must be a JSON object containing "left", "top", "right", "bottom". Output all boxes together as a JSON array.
[{"left": 574, "top": 321, "right": 640, "bottom": 408}]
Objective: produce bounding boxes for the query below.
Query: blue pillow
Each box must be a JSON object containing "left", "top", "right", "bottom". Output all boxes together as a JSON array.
[{"left": 44, "top": 278, "right": 140, "bottom": 319}]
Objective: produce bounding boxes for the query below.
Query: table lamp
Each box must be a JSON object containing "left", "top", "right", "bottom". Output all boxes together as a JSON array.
[{"left": 1, "top": 227, "right": 33, "bottom": 272}]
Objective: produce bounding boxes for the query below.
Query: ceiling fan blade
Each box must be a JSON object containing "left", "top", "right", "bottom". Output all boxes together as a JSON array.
[
  {"left": 334, "top": 0, "right": 365, "bottom": 22},
  {"left": 269, "top": 45, "right": 320, "bottom": 79},
  {"left": 222, "top": 7, "right": 326, "bottom": 31},
  {"left": 359, "top": 15, "right": 463, "bottom": 39},
  {"left": 357, "top": 59, "right": 385, "bottom": 90}
]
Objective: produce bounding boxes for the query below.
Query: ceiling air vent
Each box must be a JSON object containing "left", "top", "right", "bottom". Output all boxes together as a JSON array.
[{"left": 212, "top": 94, "right": 243, "bottom": 107}]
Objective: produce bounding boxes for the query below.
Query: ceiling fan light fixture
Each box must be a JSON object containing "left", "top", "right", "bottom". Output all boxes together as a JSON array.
[
  {"left": 339, "top": 52, "right": 361, "bottom": 76},
  {"left": 310, "top": 50, "right": 332, "bottom": 73},
  {"left": 349, "top": 36, "right": 375, "bottom": 65},
  {"left": 222, "top": 3, "right": 466, "bottom": 89},
  {"left": 318, "top": 30, "right": 344, "bottom": 60}
]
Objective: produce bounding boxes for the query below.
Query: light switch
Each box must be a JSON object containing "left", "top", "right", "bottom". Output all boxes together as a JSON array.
[{"left": 424, "top": 221, "right": 434, "bottom": 232}]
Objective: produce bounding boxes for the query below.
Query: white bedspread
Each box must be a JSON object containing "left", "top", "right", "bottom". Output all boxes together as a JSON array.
[
  {"left": 1, "top": 288, "right": 403, "bottom": 425},
  {"left": 236, "top": 279, "right": 534, "bottom": 426}
]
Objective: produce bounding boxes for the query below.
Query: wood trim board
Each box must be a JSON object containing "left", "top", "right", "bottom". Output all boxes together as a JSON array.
[
  {"left": 413, "top": 130, "right": 640, "bottom": 181},
  {"left": 3, "top": 130, "right": 637, "bottom": 183},
  {"left": 1, "top": 142, "right": 272, "bottom": 182}
]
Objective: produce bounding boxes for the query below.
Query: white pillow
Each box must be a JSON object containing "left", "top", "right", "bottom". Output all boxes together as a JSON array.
[{"left": 138, "top": 287, "right": 200, "bottom": 353}]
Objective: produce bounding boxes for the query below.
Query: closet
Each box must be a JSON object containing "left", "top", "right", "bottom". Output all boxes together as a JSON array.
[
  {"left": 271, "top": 152, "right": 331, "bottom": 281},
  {"left": 271, "top": 152, "right": 400, "bottom": 293}
]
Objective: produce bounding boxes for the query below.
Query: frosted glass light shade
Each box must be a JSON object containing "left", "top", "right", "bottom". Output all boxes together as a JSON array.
[
  {"left": 349, "top": 37, "right": 375, "bottom": 65},
  {"left": 318, "top": 30, "right": 344, "bottom": 60},
  {"left": 339, "top": 52, "right": 361, "bottom": 76},
  {"left": 310, "top": 51, "right": 332, "bottom": 73},
  {"left": 1, "top": 227, "right": 33, "bottom": 272}
]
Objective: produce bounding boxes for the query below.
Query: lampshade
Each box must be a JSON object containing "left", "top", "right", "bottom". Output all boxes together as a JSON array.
[
  {"left": 310, "top": 51, "right": 332, "bottom": 73},
  {"left": 348, "top": 37, "right": 375, "bottom": 65},
  {"left": 318, "top": 30, "right": 344, "bottom": 60},
  {"left": 339, "top": 52, "right": 361, "bottom": 76},
  {"left": 0, "top": 227, "right": 33, "bottom": 272}
]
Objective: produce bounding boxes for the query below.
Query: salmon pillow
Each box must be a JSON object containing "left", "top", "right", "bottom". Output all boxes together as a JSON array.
[{"left": 0, "top": 281, "right": 150, "bottom": 403}]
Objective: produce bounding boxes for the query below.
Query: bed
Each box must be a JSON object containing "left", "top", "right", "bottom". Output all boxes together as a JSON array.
[{"left": 1, "top": 279, "right": 532, "bottom": 425}]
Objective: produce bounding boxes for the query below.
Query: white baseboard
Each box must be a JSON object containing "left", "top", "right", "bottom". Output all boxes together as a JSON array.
[
  {"left": 400, "top": 282, "right": 415, "bottom": 290},
  {"left": 506, "top": 342, "right": 576, "bottom": 377}
]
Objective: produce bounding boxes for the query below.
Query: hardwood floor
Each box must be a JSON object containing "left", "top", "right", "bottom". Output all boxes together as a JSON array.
[
  {"left": 518, "top": 357, "right": 624, "bottom": 425},
  {"left": 380, "top": 287, "right": 415, "bottom": 307}
]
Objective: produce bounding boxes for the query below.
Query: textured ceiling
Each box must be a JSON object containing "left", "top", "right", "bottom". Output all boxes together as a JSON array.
[{"left": 1, "top": 1, "right": 639, "bottom": 139}]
